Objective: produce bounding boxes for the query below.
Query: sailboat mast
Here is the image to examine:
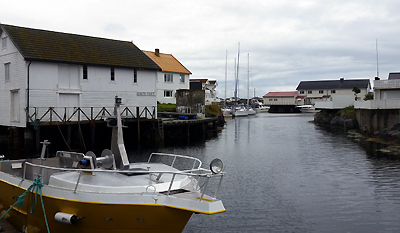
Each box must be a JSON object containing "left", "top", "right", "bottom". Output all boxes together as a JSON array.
[
  {"left": 247, "top": 53, "right": 249, "bottom": 107},
  {"left": 225, "top": 50, "right": 227, "bottom": 106},
  {"left": 236, "top": 43, "right": 240, "bottom": 105},
  {"left": 234, "top": 58, "right": 237, "bottom": 106},
  {"left": 376, "top": 39, "right": 379, "bottom": 78}
]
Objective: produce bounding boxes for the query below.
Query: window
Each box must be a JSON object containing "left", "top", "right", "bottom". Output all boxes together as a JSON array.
[
  {"left": 180, "top": 74, "right": 185, "bottom": 83},
  {"left": 269, "top": 99, "right": 273, "bottom": 101},
  {"left": 274, "top": 99, "right": 278, "bottom": 101},
  {"left": 111, "top": 67, "right": 115, "bottom": 81},
  {"left": 319, "top": 90, "right": 324, "bottom": 94},
  {"left": 83, "top": 65, "right": 88, "bottom": 80},
  {"left": 2, "top": 37, "right": 6, "bottom": 49},
  {"left": 10, "top": 90, "right": 19, "bottom": 122},
  {"left": 164, "top": 74, "right": 173, "bottom": 82},
  {"left": 331, "top": 90, "right": 336, "bottom": 94},
  {"left": 5, "top": 63, "right": 10, "bottom": 82},
  {"left": 299, "top": 91, "right": 304, "bottom": 94},
  {"left": 308, "top": 90, "right": 312, "bottom": 94},
  {"left": 164, "top": 90, "right": 173, "bottom": 97},
  {"left": 133, "top": 69, "right": 137, "bottom": 83}
]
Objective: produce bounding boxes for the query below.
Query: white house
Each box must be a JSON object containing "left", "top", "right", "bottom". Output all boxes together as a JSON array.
[
  {"left": 0, "top": 24, "right": 161, "bottom": 128},
  {"left": 263, "top": 91, "right": 302, "bottom": 105},
  {"left": 355, "top": 73, "right": 400, "bottom": 109},
  {"left": 142, "top": 49, "right": 191, "bottom": 104},
  {"left": 297, "top": 78, "right": 371, "bottom": 105}
]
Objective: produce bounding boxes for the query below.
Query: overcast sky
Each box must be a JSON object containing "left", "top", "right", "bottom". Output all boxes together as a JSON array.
[{"left": 2, "top": 0, "right": 400, "bottom": 98}]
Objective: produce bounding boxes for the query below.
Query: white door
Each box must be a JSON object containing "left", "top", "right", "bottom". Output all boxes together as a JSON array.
[
  {"left": 59, "top": 93, "right": 80, "bottom": 121},
  {"left": 10, "top": 90, "right": 20, "bottom": 122}
]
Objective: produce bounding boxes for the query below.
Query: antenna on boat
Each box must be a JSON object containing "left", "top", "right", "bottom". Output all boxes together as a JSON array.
[{"left": 376, "top": 39, "right": 379, "bottom": 78}]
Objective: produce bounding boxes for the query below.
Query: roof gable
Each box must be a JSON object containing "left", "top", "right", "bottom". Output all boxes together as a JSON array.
[
  {"left": 296, "top": 79, "right": 371, "bottom": 90},
  {"left": 142, "top": 50, "right": 191, "bottom": 74},
  {"left": 1, "top": 24, "right": 161, "bottom": 70}
]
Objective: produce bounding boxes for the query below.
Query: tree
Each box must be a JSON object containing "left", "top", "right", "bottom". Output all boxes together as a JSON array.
[
  {"left": 364, "top": 93, "right": 374, "bottom": 100},
  {"left": 352, "top": 86, "right": 361, "bottom": 100}
]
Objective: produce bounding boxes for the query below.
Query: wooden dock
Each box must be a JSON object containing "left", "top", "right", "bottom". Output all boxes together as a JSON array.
[{"left": 0, "top": 218, "right": 19, "bottom": 233}]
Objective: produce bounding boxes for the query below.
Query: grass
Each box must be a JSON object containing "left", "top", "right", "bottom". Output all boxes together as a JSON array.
[{"left": 157, "top": 103, "right": 176, "bottom": 112}]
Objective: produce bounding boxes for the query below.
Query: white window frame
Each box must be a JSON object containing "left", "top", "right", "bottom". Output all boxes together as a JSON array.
[
  {"left": 164, "top": 90, "right": 173, "bottom": 97},
  {"left": 179, "top": 74, "right": 185, "bottom": 83},
  {"left": 2, "top": 37, "right": 6, "bottom": 49},
  {"left": 319, "top": 90, "right": 324, "bottom": 94},
  {"left": 5, "top": 63, "right": 10, "bottom": 82},
  {"left": 299, "top": 90, "right": 304, "bottom": 94},
  {"left": 83, "top": 65, "right": 88, "bottom": 80},
  {"left": 10, "top": 89, "right": 20, "bottom": 122},
  {"left": 164, "top": 74, "right": 173, "bottom": 83},
  {"left": 308, "top": 90, "right": 312, "bottom": 94},
  {"left": 331, "top": 90, "right": 336, "bottom": 94}
]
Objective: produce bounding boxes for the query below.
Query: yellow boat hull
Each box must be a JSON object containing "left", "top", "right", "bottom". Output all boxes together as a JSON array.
[{"left": 0, "top": 180, "right": 193, "bottom": 233}]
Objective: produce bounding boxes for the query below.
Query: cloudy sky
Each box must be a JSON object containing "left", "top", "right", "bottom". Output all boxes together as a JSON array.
[{"left": 2, "top": 0, "right": 400, "bottom": 98}]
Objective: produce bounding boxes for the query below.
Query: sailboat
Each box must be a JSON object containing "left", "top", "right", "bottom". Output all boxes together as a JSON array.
[
  {"left": 245, "top": 53, "right": 256, "bottom": 115},
  {"left": 221, "top": 50, "right": 232, "bottom": 118},
  {"left": 232, "top": 43, "right": 248, "bottom": 117}
]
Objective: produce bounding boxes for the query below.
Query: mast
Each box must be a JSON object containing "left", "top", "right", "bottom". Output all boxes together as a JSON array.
[
  {"left": 236, "top": 43, "right": 240, "bottom": 106},
  {"left": 376, "top": 39, "right": 379, "bottom": 78},
  {"left": 225, "top": 50, "right": 227, "bottom": 106},
  {"left": 247, "top": 53, "right": 250, "bottom": 107},
  {"left": 234, "top": 58, "right": 237, "bottom": 107}
]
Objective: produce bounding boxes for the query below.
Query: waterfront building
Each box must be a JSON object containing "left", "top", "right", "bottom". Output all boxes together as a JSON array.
[
  {"left": 263, "top": 91, "right": 302, "bottom": 105},
  {"left": 143, "top": 49, "right": 191, "bottom": 104},
  {"left": 297, "top": 78, "right": 371, "bottom": 105},
  {"left": 0, "top": 24, "right": 161, "bottom": 128}
]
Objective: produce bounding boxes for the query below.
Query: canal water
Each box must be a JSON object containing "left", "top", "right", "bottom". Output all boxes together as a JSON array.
[{"left": 135, "top": 113, "right": 400, "bottom": 233}]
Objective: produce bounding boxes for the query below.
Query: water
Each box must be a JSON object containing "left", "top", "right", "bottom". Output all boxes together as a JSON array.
[{"left": 137, "top": 113, "right": 400, "bottom": 233}]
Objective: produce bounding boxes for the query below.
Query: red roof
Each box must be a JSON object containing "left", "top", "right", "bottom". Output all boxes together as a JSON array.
[{"left": 263, "top": 91, "right": 298, "bottom": 97}]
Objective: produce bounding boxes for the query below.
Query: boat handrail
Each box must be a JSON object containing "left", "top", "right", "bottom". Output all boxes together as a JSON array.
[
  {"left": 23, "top": 161, "right": 209, "bottom": 176},
  {"left": 22, "top": 161, "right": 224, "bottom": 200},
  {"left": 147, "top": 152, "right": 203, "bottom": 170}
]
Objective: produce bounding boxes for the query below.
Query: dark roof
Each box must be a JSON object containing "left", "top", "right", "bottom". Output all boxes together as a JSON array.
[
  {"left": 296, "top": 79, "right": 371, "bottom": 90},
  {"left": 0, "top": 24, "right": 161, "bottom": 70},
  {"left": 388, "top": 73, "right": 400, "bottom": 80}
]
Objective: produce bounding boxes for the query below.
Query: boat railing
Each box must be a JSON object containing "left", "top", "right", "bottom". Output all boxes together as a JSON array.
[
  {"left": 20, "top": 160, "right": 223, "bottom": 201},
  {"left": 147, "top": 152, "right": 203, "bottom": 171}
]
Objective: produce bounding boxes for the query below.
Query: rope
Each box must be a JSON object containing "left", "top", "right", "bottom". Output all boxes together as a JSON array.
[{"left": 0, "top": 177, "right": 50, "bottom": 233}]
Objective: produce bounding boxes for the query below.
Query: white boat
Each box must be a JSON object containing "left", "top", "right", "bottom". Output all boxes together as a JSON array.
[
  {"left": 297, "top": 105, "right": 320, "bottom": 113},
  {"left": 232, "top": 106, "right": 248, "bottom": 117},
  {"left": 246, "top": 107, "right": 256, "bottom": 115},
  {"left": 255, "top": 104, "right": 270, "bottom": 113},
  {"left": 0, "top": 97, "right": 225, "bottom": 233}
]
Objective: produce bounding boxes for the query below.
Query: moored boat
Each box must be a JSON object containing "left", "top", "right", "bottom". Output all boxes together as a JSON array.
[
  {"left": 0, "top": 97, "right": 225, "bottom": 233},
  {"left": 296, "top": 104, "right": 320, "bottom": 113}
]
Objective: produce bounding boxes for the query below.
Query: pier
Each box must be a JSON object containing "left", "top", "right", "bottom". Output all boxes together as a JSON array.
[{"left": 1, "top": 106, "right": 221, "bottom": 158}]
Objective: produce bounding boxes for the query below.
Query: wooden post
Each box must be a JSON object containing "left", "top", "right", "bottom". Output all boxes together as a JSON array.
[{"left": 137, "top": 107, "right": 140, "bottom": 143}]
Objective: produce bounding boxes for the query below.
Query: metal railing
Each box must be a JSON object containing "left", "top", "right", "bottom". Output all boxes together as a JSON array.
[
  {"left": 24, "top": 106, "right": 156, "bottom": 123},
  {"left": 21, "top": 158, "right": 223, "bottom": 201}
]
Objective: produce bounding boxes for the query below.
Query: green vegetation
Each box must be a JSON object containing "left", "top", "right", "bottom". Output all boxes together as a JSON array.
[
  {"left": 364, "top": 93, "right": 374, "bottom": 100},
  {"left": 352, "top": 86, "right": 361, "bottom": 100},
  {"left": 157, "top": 103, "right": 176, "bottom": 112},
  {"left": 205, "top": 105, "right": 222, "bottom": 116}
]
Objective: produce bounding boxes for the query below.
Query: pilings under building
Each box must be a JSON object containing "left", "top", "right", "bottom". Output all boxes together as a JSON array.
[{"left": 0, "top": 106, "right": 220, "bottom": 159}]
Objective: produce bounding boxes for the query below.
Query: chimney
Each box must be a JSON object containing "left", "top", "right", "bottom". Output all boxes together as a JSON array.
[
  {"left": 155, "top": 48, "right": 160, "bottom": 57},
  {"left": 340, "top": 77, "right": 344, "bottom": 82}
]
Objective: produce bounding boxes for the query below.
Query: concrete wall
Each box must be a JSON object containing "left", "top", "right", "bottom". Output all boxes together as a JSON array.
[
  {"left": 355, "top": 109, "right": 400, "bottom": 134},
  {"left": 176, "top": 89, "right": 205, "bottom": 118}
]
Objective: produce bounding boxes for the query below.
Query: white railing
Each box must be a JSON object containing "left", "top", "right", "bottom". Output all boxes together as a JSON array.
[
  {"left": 374, "top": 79, "right": 400, "bottom": 89},
  {"left": 20, "top": 158, "right": 223, "bottom": 201}
]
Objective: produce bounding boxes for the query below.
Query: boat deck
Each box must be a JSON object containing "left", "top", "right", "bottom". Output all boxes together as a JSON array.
[{"left": 0, "top": 218, "right": 19, "bottom": 233}]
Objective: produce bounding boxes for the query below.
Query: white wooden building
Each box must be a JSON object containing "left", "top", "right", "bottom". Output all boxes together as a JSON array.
[
  {"left": 296, "top": 78, "right": 371, "bottom": 105},
  {"left": 0, "top": 24, "right": 161, "bottom": 128},
  {"left": 142, "top": 49, "right": 191, "bottom": 104}
]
